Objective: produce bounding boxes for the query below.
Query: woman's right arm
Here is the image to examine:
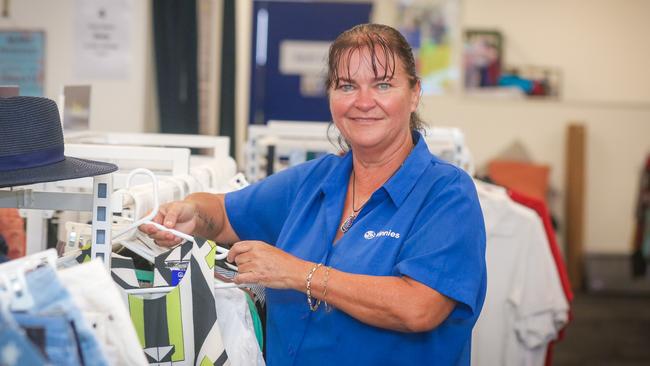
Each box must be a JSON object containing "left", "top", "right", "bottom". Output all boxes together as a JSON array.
[{"left": 140, "top": 192, "right": 240, "bottom": 247}]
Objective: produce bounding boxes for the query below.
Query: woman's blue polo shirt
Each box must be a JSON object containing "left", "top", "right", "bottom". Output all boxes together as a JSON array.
[{"left": 225, "top": 132, "right": 487, "bottom": 366}]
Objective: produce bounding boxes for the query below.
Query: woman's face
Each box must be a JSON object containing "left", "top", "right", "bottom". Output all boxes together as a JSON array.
[{"left": 329, "top": 47, "right": 420, "bottom": 151}]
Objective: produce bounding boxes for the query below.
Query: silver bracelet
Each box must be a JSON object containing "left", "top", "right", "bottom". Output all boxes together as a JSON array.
[{"left": 306, "top": 263, "right": 323, "bottom": 311}]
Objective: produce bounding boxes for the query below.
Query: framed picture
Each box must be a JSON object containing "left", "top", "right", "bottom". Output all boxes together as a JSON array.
[
  {"left": 463, "top": 30, "right": 503, "bottom": 89},
  {"left": 398, "top": 0, "right": 461, "bottom": 95},
  {"left": 0, "top": 30, "right": 45, "bottom": 96}
]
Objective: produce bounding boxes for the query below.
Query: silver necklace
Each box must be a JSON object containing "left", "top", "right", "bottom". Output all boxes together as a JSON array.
[
  {"left": 340, "top": 170, "right": 364, "bottom": 233},
  {"left": 340, "top": 143, "right": 414, "bottom": 233}
]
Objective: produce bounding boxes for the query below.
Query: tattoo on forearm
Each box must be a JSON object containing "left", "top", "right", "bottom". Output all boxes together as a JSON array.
[{"left": 197, "top": 212, "right": 216, "bottom": 234}]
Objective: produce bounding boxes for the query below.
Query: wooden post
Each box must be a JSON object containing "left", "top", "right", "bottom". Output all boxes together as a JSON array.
[{"left": 565, "top": 124, "right": 586, "bottom": 290}]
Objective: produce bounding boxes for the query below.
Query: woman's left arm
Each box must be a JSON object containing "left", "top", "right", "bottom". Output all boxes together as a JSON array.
[{"left": 227, "top": 241, "right": 456, "bottom": 333}]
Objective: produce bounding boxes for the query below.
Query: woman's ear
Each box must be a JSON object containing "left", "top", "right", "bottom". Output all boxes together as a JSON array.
[{"left": 411, "top": 80, "right": 422, "bottom": 113}]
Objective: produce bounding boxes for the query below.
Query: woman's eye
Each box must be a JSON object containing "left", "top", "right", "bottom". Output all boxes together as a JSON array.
[
  {"left": 339, "top": 84, "right": 354, "bottom": 92},
  {"left": 377, "top": 82, "right": 391, "bottom": 90}
]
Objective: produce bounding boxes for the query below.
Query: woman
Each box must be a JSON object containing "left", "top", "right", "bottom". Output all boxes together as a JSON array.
[{"left": 143, "top": 24, "right": 486, "bottom": 365}]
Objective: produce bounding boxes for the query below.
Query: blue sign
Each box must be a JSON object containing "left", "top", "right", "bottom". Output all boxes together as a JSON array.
[
  {"left": 0, "top": 31, "right": 45, "bottom": 96},
  {"left": 250, "top": 1, "right": 372, "bottom": 125}
]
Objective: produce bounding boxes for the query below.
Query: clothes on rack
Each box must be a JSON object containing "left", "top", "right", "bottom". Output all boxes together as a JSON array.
[
  {"left": 0, "top": 208, "right": 26, "bottom": 259},
  {"left": 118, "top": 239, "right": 230, "bottom": 366},
  {"left": 0, "top": 313, "right": 48, "bottom": 366},
  {"left": 213, "top": 286, "right": 265, "bottom": 366},
  {"left": 472, "top": 181, "right": 569, "bottom": 366},
  {"left": 632, "top": 154, "right": 650, "bottom": 277},
  {"left": 58, "top": 260, "right": 148, "bottom": 366},
  {"left": 508, "top": 189, "right": 573, "bottom": 366},
  {"left": 0, "top": 263, "right": 110, "bottom": 366}
]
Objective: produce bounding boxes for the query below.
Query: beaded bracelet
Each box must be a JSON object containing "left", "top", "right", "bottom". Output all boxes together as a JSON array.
[{"left": 306, "top": 263, "right": 323, "bottom": 311}]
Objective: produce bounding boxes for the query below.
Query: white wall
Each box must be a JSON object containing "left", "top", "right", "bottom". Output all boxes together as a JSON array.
[
  {"left": 0, "top": 0, "right": 155, "bottom": 133},
  {"left": 447, "top": 0, "right": 650, "bottom": 254},
  {"left": 235, "top": 0, "right": 650, "bottom": 254},
  {"left": 412, "top": 0, "right": 650, "bottom": 254}
]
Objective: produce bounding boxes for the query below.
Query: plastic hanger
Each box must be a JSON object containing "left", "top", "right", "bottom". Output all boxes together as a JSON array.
[
  {"left": 112, "top": 169, "right": 249, "bottom": 292},
  {"left": 110, "top": 168, "right": 238, "bottom": 273}
]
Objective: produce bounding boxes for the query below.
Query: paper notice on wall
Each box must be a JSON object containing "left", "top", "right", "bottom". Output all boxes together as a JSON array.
[
  {"left": 74, "top": 0, "right": 132, "bottom": 80},
  {"left": 279, "top": 40, "right": 329, "bottom": 97}
]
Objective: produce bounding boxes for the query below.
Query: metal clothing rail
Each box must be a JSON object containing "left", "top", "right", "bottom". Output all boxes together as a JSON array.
[
  {"left": 1, "top": 174, "right": 114, "bottom": 270},
  {"left": 16, "top": 144, "right": 192, "bottom": 257}
]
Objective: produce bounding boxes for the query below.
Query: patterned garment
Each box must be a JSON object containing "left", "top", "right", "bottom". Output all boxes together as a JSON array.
[{"left": 115, "top": 238, "right": 230, "bottom": 366}]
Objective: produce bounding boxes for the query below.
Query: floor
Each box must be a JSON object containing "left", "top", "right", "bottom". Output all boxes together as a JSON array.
[{"left": 553, "top": 291, "right": 650, "bottom": 366}]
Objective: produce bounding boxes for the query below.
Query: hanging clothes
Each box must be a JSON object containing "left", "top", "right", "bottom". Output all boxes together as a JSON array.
[
  {"left": 508, "top": 189, "right": 574, "bottom": 366},
  {"left": 58, "top": 260, "right": 148, "bottom": 366},
  {"left": 632, "top": 154, "right": 650, "bottom": 277},
  {"left": 0, "top": 208, "right": 26, "bottom": 259},
  {"left": 9, "top": 265, "right": 109, "bottom": 366},
  {"left": 117, "top": 238, "right": 230, "bottom": 366},
  {"left": 472, "top": 181, "right": 569, "bottom": 366},
  {"left": 213, "top": 286, "right": 265, "bottom": 366},
  {"left": 0, "top": 312, "right": 48, "bottom": 366}
]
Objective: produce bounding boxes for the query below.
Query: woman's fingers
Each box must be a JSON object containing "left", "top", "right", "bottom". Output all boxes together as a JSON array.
[
  {"left": 162, "top": 203, "right": 184, "bottom": 228},
  {"left": 227, "top": 241, "right": 253, "bottom": 263}
]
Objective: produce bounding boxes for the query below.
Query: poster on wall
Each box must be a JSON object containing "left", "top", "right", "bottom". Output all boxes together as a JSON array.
[
  {"left": 74, "top": 0, "right": 132, "bottom": 80},
  {"left": 463, "top": 30, "right": 503, "bottom": 89},
  {"left": 0, "top": 31, "right": 45, "bottom": 96},
  {"left": 397, "top": 0, "right": 460, "bottom": 95}
]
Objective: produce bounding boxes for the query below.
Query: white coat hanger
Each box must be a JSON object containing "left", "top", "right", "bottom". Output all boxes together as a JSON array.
[
  {"left": 111, "top": 168, "right": 236, "bottom": 271},
  {"left": 112, "top": 168, "right": 196, "bottom": 243}
]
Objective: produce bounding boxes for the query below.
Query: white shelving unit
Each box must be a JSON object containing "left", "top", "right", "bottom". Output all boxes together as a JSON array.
[{"left": 0, "top": 174, "right": 114, "bottom": 270}]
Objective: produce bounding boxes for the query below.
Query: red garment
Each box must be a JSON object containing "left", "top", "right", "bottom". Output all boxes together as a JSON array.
[
  {"left": 0, "top": 208, "right": 26, "bottom": 259},
  {"left": 508, "top": 189, "right": 573, "bottom": 366}
]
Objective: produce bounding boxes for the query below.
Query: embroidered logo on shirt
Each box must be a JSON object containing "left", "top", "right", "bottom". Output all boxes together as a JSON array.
[{"left": 364, "top": 230, "right": 400, "bottom": 239}]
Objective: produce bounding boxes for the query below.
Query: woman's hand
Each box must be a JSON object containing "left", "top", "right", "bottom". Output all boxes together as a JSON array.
[
  {"left": 227, "top": 241, "right": 309, "bottom": 289},
  {"left": 139, "top": 200, "right": 198, "bottom": 247}
]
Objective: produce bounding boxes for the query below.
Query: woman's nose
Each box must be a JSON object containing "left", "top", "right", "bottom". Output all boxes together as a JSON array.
[{"left": 354, "top": 88, "right": 376, "bottom": 111}]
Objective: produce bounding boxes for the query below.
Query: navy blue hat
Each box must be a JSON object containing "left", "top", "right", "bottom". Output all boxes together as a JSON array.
[{"left": 0, "top": 96, "right": 117, "bottom": 188}]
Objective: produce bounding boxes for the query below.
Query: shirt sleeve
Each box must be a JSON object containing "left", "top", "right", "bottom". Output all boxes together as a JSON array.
[
  {"left": 393, "top": 169, "right": 487, "bottom": 319},
  {"left": 224, "top": 160, "right": 313, "bottom": 244}
]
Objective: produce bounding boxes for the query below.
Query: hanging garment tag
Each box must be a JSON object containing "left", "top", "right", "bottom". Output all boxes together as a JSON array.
[
  {"left": 166, "top": 261, "right": 189, "bottom": 286},
  {"left": 170, "top": 269, "right": 186, "bottom": 286}
]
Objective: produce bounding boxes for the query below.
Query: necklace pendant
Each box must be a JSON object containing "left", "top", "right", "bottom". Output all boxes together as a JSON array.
[{"left": 340, "top": 214, "right": 356, "bottom": 233}]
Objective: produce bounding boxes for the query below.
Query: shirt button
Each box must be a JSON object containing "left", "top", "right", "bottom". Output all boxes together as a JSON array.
[{"left": 288, "top": 346, "right": 295, "bottom": 356}]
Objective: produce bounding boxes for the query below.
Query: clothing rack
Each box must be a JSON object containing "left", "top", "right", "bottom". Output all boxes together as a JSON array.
[
  {"left": 246, "top": 121, "right": 338, "bottom": 182},
  {"left": 65, "top": 131, "right": 231, "bottom": 159},
  {"left": 1, "top": 174, "right": 114, "bottom": 270},
  {"left": 17, "top": 144, "right": 192, "bottom": 256}
]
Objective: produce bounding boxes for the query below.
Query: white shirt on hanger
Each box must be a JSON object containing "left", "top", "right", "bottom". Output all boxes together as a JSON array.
[{"left": 472, "top": 181, "right": 569, "bottom": 366}]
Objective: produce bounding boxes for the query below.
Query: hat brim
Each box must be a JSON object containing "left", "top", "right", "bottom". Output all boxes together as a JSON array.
[{"left": 0, "top": 157, "right": 118, "bottom": 188}]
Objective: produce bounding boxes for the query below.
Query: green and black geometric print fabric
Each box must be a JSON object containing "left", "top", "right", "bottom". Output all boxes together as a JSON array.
[
  {"left": 111, "top": 253, "right": 140, "bottom": 289},
  {"left": 117, "top": 238, "right": 230, "bottom": 366}
]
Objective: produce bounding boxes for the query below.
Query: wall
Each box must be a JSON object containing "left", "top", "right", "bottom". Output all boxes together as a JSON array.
[
  {"left": 0, "top": 0, "right": 156, "bottom": 133},
  {"left": 236, "top": 0, "right": 650, "bottom": 254},
  {"left": 4, "top": 0, "right": 647, "bottom": 254},
  {"left": 404, "top": 0, "right": 650, "bottom": 254}
]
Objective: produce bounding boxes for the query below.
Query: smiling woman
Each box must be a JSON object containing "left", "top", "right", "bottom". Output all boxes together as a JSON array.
[{"left": 141, "top": 23, "right": 487, "bottom": 366}]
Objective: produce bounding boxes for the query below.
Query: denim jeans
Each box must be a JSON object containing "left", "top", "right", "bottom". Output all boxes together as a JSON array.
[
  {"left": 18, "top": 265, "right": 109, "bottom": 366},
  {"left": 13, "top": 313, "right": 83, "bottom": 366},
  {"left": 0, "top": 311, "right": 47, "bottom": 366}
]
